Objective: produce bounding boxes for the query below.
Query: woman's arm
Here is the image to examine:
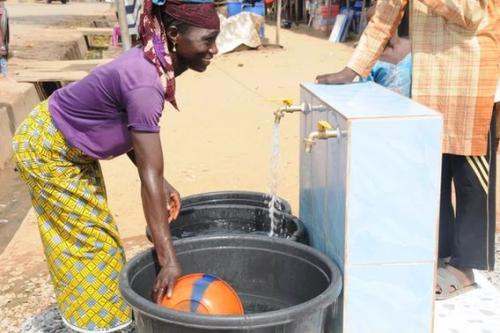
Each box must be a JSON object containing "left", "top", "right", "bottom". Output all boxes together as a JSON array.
[
  {"left": 127, "top": 149, "right": 181, "bottom": 223},
  {"left": 131, "top": 131, "right": 181, "bottom": 302}
]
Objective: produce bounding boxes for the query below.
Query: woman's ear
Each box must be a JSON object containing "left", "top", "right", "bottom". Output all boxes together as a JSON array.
[{"left": 166, "top": 26, "right": 179, "bottom": 50}]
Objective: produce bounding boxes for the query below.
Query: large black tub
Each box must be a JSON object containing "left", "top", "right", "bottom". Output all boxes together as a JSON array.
[
  {"left": 120, "top": 236, "right": 342, "bottom": 333},
  {"left": 146, "top": 204, "right": 307, "bottom": 244},
  {"left": 182, "top": 191, "right": 292, "bottom": 213}
]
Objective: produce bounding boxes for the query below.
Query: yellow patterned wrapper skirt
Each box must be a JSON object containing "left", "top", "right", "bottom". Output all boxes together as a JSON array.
[{"left": 12, "top": 101, "right": 132, "bottom": 332}]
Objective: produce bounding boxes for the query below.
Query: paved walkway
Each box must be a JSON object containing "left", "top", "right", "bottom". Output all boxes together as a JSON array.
[{"left": 435, "top": 271, "right": 500, "bottom": 333}]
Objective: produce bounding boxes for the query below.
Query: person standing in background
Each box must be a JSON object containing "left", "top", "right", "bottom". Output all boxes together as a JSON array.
[{"left": 317, "top": 0, "right": 500, "bottom": 300}]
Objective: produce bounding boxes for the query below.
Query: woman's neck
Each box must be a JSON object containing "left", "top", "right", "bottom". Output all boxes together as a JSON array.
[{"left": 171, "top": 53, "right": 188, "bottom": 77}]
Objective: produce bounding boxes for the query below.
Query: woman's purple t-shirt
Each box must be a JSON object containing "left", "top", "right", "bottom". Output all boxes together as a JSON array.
[{"left": 49, "top": 46, "right": 165, "bottom": 159}]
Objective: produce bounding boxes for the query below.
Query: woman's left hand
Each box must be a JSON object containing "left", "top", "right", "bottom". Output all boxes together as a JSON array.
[{"left": 163, "top": 179, "right": 181, "bottom": 223}]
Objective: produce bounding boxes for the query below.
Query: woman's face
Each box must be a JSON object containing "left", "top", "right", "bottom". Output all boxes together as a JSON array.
[{"left": 175, "top": 27, "right": 219, "bottom": 72}]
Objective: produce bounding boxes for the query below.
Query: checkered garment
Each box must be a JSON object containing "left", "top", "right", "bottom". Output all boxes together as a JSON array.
[
  {"left": 347, "top": 0, "right": 500, "bottom": 156},
  {"left": 12, "top": 101, "right": 132, "bottom": 332}
]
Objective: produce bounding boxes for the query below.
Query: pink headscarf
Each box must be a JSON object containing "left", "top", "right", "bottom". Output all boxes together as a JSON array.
[{"left": 139, "top": 0, "right": 220, "bottom": 109}]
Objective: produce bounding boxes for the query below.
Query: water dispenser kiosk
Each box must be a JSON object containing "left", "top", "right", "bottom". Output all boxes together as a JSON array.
[{"left": 299, "top": 82, "right": 443, "bottom": 333}]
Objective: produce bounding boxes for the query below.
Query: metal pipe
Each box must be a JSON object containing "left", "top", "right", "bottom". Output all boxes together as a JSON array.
[
  {"left": 274, "top": 104, "right": 304, "bottom": 124},
  {"left": 304, "top": 121, "right": 340, "bottom": 153},
  {"left": 276, "top": 0, "right": 282, "bottom": 45},
  {"left": 116, "top": 0, "right": 131, "bottom": 50}
]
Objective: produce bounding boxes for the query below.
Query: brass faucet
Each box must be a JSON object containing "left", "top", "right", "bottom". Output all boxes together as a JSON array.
[
  {"left": 273, "top": 99, "right": 305, "bottom": 124},
  {"left": 304, "top": 120, "right": 340, "bottom": 153}
]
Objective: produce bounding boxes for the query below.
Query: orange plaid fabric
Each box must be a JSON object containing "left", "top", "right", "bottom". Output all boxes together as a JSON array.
[{"left": 348, "top": 0, "right": 500, "bottom": 156}]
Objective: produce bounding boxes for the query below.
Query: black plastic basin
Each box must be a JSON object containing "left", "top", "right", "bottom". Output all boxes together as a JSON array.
[
  {"left": 120, "top": 235, "right": 342, "bottom": 332},
  {"left": 146, "top": 204, "right": 307, "bottom": 244},
  {"left": 181, "top": 191, "right": 292, "bottom": 213}
]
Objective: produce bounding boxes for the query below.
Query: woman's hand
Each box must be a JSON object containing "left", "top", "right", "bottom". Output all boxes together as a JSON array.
[
  {"left": 152, "top": 258, "right": 182, "bottom": 303},
  {"left": 163, "top": 180, "right": 181, "bottom": 223},
  {"left": 315, "top": 67, "right": 358, "bottom": 84}
]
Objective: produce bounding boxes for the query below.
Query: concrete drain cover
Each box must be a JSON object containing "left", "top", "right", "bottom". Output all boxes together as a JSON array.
[{"left": 21, "top": 306, "right": 137, "bottom": 333}]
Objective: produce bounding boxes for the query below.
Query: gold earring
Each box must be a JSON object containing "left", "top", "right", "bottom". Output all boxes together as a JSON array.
[{"left": 172, "top": 42, "right": 177, "bottom": 53}]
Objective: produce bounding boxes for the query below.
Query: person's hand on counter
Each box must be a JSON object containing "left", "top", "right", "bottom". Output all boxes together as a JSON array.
[{"left": 315, "top": 67, "right": 358, "bottom": 85}]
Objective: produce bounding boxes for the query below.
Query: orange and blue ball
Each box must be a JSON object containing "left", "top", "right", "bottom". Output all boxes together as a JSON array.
[{"left": 160, "top": 273, "right": 244, "bottom": 315}]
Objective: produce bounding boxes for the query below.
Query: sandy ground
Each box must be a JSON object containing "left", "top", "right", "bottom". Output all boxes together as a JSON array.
[{"left": 1, "top": 1, "right": 499, "bottom": 331}]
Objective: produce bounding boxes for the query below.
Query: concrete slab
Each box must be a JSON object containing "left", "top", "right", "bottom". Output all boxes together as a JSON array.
[
  {"left": 0, "top": 160, "right": 32, "bottom": 255},
  {"left": 434, "top": 271, "right": 500, "bottom": 332},
  {"left": 0, "top": 79, "right": 40, "bottom": 170},
  {"left": 0, "top": 105, "right": 14, "bottom": 168}
]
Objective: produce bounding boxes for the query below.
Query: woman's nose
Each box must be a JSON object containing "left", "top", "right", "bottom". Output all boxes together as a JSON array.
[{"left": 209, "top": 43, "right": 218, "bottom": 56}]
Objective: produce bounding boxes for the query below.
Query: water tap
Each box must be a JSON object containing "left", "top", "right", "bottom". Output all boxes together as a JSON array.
[
  {"left": 273, "top": 99, "right": 305, "bottom": 124},
  {"left": 304, "top": 120, "right": 340, "bottom": 153}
]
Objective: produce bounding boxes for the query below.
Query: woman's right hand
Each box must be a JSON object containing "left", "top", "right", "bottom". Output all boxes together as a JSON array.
[
  {"left": 130, "top": 131, "right": 183, "bottom": 304},
  {"left": 152, "top": 258, "right": 182, "bottom": 304},
  {"left": 315, "top": 67, "right": 358, "bottom": 84}
]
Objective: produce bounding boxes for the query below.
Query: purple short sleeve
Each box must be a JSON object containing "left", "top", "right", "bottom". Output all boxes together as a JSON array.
[
  {"left": 48, "top": 47, "right": 167, "bottom": 159},
  {"left": 125, "top": 86, "right": 165, "bottom": 132}
]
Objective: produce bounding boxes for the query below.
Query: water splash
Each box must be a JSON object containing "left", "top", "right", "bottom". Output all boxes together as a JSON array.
[{"left": 268, "top": 123, "right": 281, "bottom": 236}]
